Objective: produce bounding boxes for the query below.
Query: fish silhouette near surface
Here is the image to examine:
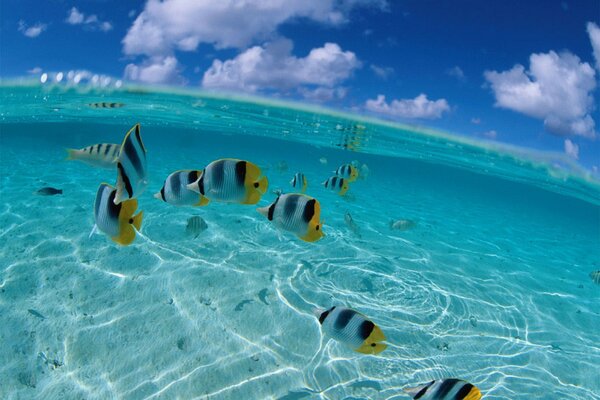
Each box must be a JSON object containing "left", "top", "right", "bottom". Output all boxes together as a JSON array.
[{"left": 36, "top": 187, "right": 62, "bottom": 196}]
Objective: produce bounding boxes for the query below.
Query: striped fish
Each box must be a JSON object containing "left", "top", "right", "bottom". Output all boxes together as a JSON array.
[
  {"left": 334, "top": 164, "right": 359, "bottom": 182},
  {"left": 155, "top": 170, "right": 208, "bottom": 206},
  {"left": 94, "top": 183, "right": 143, "bottom": 245},
  {"left": 257, "top": 193, "right": 324, "bottom": 242},
  {"left": 316, "top": 306, "right": 386, "bottom": 354},
  {"left": 404, "top": 379, "right": 482, "bottom": 400},
  {"left": 88, "top": 102, "right": 125, "bottom": 108},
  {"left": 186, "top": 216, "right": 208, "bottom": 238},
  {"left": 187, "top": 158, "right": 268, "bottom": 205},
  {"left": 290, "top": 172, "right": 308, "bottom": 193},
  {"left": 66, "top": 143, "right": 120, "bottom": 169},
  {"left": 590, "top": 270, "right": 600, "bottom": 285},
  {"left": 323, "top": 176, "right": 350, "bottom": 196},
  {"left": 114, "top": 124, "right": 148, "bottom": 204}
]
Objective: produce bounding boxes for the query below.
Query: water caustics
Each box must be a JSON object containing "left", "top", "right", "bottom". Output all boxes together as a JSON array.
[{"left": 0, "top": 81, "right": 599, "bottom": 400}]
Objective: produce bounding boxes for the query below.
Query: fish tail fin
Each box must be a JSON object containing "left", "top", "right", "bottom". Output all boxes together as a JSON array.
[
  {"left": 256, "top": 176, "right": 268, "bottom": 194},
  {"left": 356, "top": 342, "right": 387, "bottom": 355},
  {"left": 257, "top": 206, "right": 269, "bottom": 217},
  {"left": 195, "top": 196, "right": 210, "bottom": 206},
  {"left": 132, "top": 211, "right": 143, "bottom": 231},
  {"left": 65, "top": 148, "right": 77, "bottom": 160},
  {"left": 153, "top": 192, "right": 163, "bottom": 201}
]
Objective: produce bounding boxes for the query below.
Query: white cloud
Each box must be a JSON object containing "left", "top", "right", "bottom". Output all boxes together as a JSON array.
[
  {"left": 564, "top": 139, "right": 579, "bottom": 159},
  {"left": 485, "top": 50, "right": 597, "bottom": 138},
  {"left": 202, "top": 39, "right": 359, "bottom": 94},
  {"left": 124, "top": 56, "right": 181, "bottom": 84},
  {"left": 28, "top": 67, "right": 43, "bottom": 74},
  {"left": 587, "top": 22, "right": 600, "bottom": 70},
  {"left": 471, "top": 117, "right": 481, "bottom": 124},
  {"left": 299, "top": 86, "right": 348, "bottom": 102},
  {"left": 481, "top": 130, "right": 497, "bottom": 139},
  {"left": 122, "top": 0, "right": 387, "bottom": 57},
  {"left": 365, "top": 94, "right": 450, "bottom": 119},
  {"left": 18, "top": 20, "right": 47, "bottom": 38},
  {"left": 370, "top": 64, "right": 394, "bottom": 79},
  {"left": 66, "top": 7, "right": 113, "bottom": 32},
  {"left": 446, "top": 66, "right": 466, "bottom": 81}
]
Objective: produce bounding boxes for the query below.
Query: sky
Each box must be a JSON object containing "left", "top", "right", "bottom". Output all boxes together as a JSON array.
[{"left": 2, "top": 0, "right": 599, "bottom": 171}]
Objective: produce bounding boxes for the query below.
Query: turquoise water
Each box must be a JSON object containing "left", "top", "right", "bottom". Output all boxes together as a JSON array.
[{"left": 0, "top": 83, "right": 599, "bottom": 399}]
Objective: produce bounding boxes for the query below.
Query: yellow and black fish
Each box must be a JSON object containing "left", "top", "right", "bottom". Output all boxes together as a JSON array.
[
  {"left": 88, "top": 102, "right": 125, "bottom": 108},
  {"left": 155, "top": 170, "right": 208, "bottom": 206},
  {"left": 290, "top": 172, "right": 308, "bottom": 193},
  {"left": 404, "top": 378, "right": 482, "bottom": 400},
  {"left": 114, "top": 124, "right": 148, "bottom": 204},
  {"left": 315, "top": 306, "right": 386, "bottom": 354},
  {"left": 93, "top": 183, "right": 143, "bottom": 245},
  {"left": 187, "top": 158, "right": 268, "bottom": 205},
  {"left": 323, "top": 176, "right": 350, "bottom": 196},
  {"left": 66, "top": 143, "right": 120, "bottom": 169},
  {"left": 334, "top": 164, "right": 359, "bottom": 182},
  {"left": 257, "top": 193, "right": 324, "bottom": 242}
]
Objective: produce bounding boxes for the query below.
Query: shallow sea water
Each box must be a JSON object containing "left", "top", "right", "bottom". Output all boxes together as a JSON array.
[{"left": 0, "top": 84, "right": 599, "bottom": 399}]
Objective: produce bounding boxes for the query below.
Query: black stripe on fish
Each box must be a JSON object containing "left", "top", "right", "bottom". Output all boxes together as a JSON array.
[
  {"left": 96, "top": 144, "right": 101, "bottom": 154},
  {"left": 171, "top": 172, "right": 182, "bottom": 199},
  {"left": 303, "top": 199, "right": 315, "bottom": 223},
  {"left": 134, "top": 124, "right": 146, "bottom": 153},
  {"left": 283, "top": 194, "right": 299, "bottom": 219},
  {"left": 117, "top": 162, "right": 133, "bottom": 199},
  {"left": 456, "top": 383, "right": 474, "bottom": 399},
  {"left": 334, "top": 309, "right": 356, "bottom": 330},
  {"left": 104, "top": 144, "right": 111, "bottom": 156},
  {"left": 319, "top": 306, "right": 336, "bottom": 324},
  {"left": 235, "top": 161, "right": 246, "bottom": 187},
  {"left": 436, "top": 379, "right": 460, "bottom": 398},
  {"left": 332, "top": 177, "right": 338, "bottom": 188},
  {"left": 358, "top": 320, "right": 375, "bottom": 340},
  {"left": 212, "top": 160, "right": 225, "bottom": 189},
  {"left": 123, "top": 136, "right": 144, "bottom": 177},
  {"left": 324, "top": 179, "right": 329, "bottom": 188},
  {"left": 267, "top": 195, "right": 279, "bottom": 221},
  {"left": 198, "top": 172, "right": 205, "bottom": 195},
  {"left": 292, "top": 175, "right": 297, "bottom": 186},
  {"left": 414, "top": 381, "right": 435, "bottom": 399},
  {"left": 188, "top": 170, "right": 199, "bottom": 184},
  {"left": 107, "top": 189, "right": 122, "bottom": 220},
  {"left": 160, "top": 186, "right": 166, "bottom": 201},
  {"left": 88, "top": 146, "right": 93, "bottom": 154}
]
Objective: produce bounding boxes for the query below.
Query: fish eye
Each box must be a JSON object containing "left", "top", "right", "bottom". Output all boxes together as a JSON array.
[
  {"left": 254, "top": 182, "right": 259, "bottom": 188},
  {"left": 316, "top": 225, "right": 320, "bottom": 231},
  {"left": 371, "top": 343, "right": 376, "bottom": 347},
  {"left": 129, "top": 218, "right": 134, "bottom": 224}
]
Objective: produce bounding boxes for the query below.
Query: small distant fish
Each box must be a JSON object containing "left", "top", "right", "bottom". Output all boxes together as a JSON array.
[
  {"left": 93, "top": 183, "right": 143, "bottom": 245},
  {"left": 36, "top": 187, "right": 62, "bottom": 196},
  {"left": 88, "top": 102, "right": 125, "bottom": 108},
  {"left": 590, "top": 270, "right": 600, "bottom": 285},
  {"left": 389, "top": 219, "right": 416, "bottom": 231},
  {"left": 186, "top": 216, "right": 208, "bottom": 238},
  {"left": 257, "top": 193, "right": 324, "bottom": 242},
  {"left": 155, "top": 170, "right": 208, "bottom": 206},
  {"left": 235, "top": 299, "right": 253, "bottom": 311},
  {"left": 323, "top": 176, "right": 349, "bottom": 196},
  {"left": 258, "top": 288, "right": 269, "bottom": 305},
  {"left": 28, "top": 309, "right": 46, "bottom": 319},
  {"left": 314, "top": 306, "right": 386, "bottom": 354},
  {"left": 319, "top": 157, "right": 328, "bottom": 165},
  {"left": 276, "top": 160, "right": 289, "bottom": 172},
  {"left": 115, "top": 123, "right": 148, "bottom": 204},
  {"left": 66, "top": 143, "right": 120, "bottom": 169},
  {"left": 290, "top": 172, "right": 308, "bottom": 193},
  {"left": 404, "top": 378, "right": 482, "bottom": 400},
  {"left": 344, "top": 211, "right": 361, "bottom": 238},
  {"left": 187, "top": 158, "right": 268, "bottom": 205},
  {"left": 334, "top": 164, "right": 359, "bottom": 182}
]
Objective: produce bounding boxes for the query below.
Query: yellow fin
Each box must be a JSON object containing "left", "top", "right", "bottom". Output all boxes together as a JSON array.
[
  {"left": 356, "top": 341, "right": 387, "bottom": 355},
  {"left": 195, "top": 196, "right": 210, "bottom": 206},
  {"left": 463, "top": 387, "right": 482, "bottom": 400},
  {"left": 118, "top": 198, "right": 138, "bottom": 221},
  {"left": 243, "top": 189, "right": 262, "bottom": 205},
  {"left": 132, "top": 211, "right": 143, "bottom": 231},
  {"left": 65, "top": 148, "right": 77, "bottom": 160},
  {"left": 113, "top": 224, "right": 136, "bottom": 246}
]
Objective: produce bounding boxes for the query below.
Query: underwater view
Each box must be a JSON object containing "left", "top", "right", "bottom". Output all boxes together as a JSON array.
[
  {"left": 0, "top": 83, "right": 599, "bottom": 399},
  {"left": 2, "top": 1, "right": 600, "bottom": 399}
]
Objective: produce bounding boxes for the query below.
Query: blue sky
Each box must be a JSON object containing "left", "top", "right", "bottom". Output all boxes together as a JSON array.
[{"left": 2, "top": 0, "right": 599, "bottom": 170}]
